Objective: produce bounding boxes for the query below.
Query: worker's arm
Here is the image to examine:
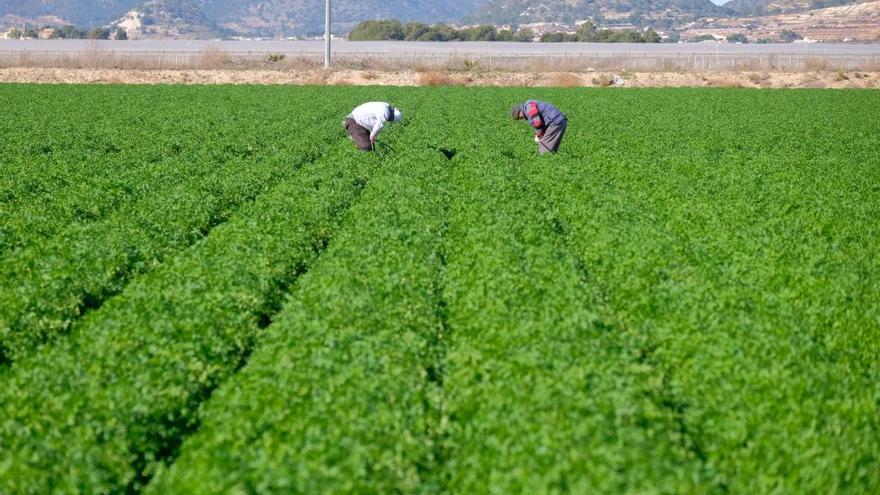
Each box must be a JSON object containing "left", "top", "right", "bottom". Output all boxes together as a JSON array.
[
  {"left": 369, "top": 113, "right": 386, "bottom": 144},
  {"left": 525, "top": 102, "right": 545, "bottom": 137}
]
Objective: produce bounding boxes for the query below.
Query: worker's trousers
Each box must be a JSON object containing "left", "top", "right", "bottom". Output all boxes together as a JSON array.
[
  {"left": 539, "top": 119, "right": 568, "bottom": 155},
  {"left": 344, "top": 118, "right": 373, "bottom": 151}
]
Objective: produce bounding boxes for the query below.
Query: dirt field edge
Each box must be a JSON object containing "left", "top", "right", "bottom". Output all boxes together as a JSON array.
[{"left": 1, "top": 67, "right": 878, "bottom": 89}]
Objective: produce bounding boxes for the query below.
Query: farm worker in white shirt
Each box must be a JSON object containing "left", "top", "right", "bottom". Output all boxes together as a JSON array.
[{"left": 343, "top": 102, "right": 403, "bottom": 151}]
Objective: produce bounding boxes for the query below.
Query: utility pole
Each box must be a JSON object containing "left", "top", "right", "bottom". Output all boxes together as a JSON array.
[{"left": 324, "top": 0, "right": 331, "bottom": 68}]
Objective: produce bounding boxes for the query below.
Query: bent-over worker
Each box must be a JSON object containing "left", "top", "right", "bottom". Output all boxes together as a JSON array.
[
  {"left": 512, "top": 100, "right": 568, "bottom": 154},
  {"left": 343, "top": 102, "right": 403, "bottom": 151}
]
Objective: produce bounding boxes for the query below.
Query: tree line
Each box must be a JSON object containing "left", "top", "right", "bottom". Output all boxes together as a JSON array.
[
  {"left": 6, "top": 25, "right": 127, "bottom": 40},
  {"left": 348, "top": 20, "right": 661, "bottom": 43}
]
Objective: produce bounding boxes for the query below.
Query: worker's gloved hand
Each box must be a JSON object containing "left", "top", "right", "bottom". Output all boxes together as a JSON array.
[{"left": 534, "top": 135, "right": 541, "bottom": 144}]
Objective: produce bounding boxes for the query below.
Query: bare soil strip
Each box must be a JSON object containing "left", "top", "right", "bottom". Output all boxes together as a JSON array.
[{"left": 1, "top": 67, "right": 878, "bottom": 88}]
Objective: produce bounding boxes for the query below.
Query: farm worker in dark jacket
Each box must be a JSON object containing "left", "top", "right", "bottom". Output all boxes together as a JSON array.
[
  {"left": 512, "top": 100, "right": 568, "bottom": 154},
  {"left": 343, "top": 102, "right": 403, "bottom": 151}
]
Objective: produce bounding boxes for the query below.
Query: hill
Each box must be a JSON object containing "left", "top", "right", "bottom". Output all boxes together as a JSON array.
[
  {"left": 0, "top": 0, "right": 142, "bottom": 27},
  {"left": 107, "top": 0, "right": 223, "bottom": 39},
  {"left": 468, "top": 0, "right": 729, "bottom": 27},
  {"left": 682, "top": 0, "right": 880, "bottom": 41},
  {"left": 202, "top": 0, "right": 491, "bottom": 37},
  {"left": 723, "top": 0, "right": 861, "bottom": 15},
  {"left": 0, "top": 0, "right": 491, "bottom": 37}
]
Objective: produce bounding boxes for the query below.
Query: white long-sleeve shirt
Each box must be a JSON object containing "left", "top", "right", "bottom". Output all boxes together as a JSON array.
[{"left": 347, "top": 102, "right": 393, "bottom": 140}]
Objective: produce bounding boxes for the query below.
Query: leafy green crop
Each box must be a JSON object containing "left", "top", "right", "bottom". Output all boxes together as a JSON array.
[
  {"left": 148, "top": 147, "right": 451, "bottom": 494},
  {"left": 0, "top": 85, "right": 877, "bottom": 495},
  {"left": 0, "top": 89, "right": 337, "bottom": 363}
]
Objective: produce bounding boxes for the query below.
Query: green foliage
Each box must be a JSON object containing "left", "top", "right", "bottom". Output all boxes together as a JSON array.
[
  {"left": 148, "top": 114, "right": 452, "bottom": 494},
  {"left": 52, "top": 24, "right": 87, "bottom": 39},
  {"left": 527, "top": 88, "right": 880, "bottom": 493},
  {"left": 514, "top": 26, "right": 535, "bottom": 41},
  {"left": 540, "top": 31, "right": 578, "bottom": 42},
  {"left": 349, "top": 19, "right": 658, "bottom": 43},
  {"left": 431, "top": 115, "right": 713, "bottom": 492},
  {"left": 541, "top": 22, "right": 661, "bottom": 42},
  {"left": 643, "top": 27, "right": 662, "bottom": 42},
  {"left": 0, "top": 86, "right": 878, "bottom": 495},
  {"left": 348, "top": 19, "right": 505, "bottom": 41},
  {"left": 8, "top": 27, "right": 41, "bottom": 39},
  {"left": 115, "top": 27, "right": 128, "bottom": 40},
  {"left": 780, "top": 29, "right": 804, "bottom": 42},
  {"left": 347, "top": 19, "right": 406, "bottom": 41},
  {"left": 85, "top": 27, "right": 111, "bottom": 39},
  {"left": 690, "top": 33, "right": 717, "bottom": 42},
  {"left": 0, "top": 143, "right": 391, "bottom": 493},
  {"left": 0, "top": 85, "right": 360, "bottom": 364}
]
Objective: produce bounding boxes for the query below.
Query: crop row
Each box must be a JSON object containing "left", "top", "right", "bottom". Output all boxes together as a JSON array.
[
  {"left": 529, "top": 155, "right": 880, "bottom": 492},
  {"left": 0, "top": 85, "right": 417, "bottom": 364},
  {"left": 1, "top": 86, "right": 877, "bottom": 493},
  {"left": 0, "top": 86, "right": 434, "bottom": 259},
  {"left": 0, "top": 86, "right": 295, "bottom": 255},
  {"left": 522, "top": 89, "right": 880, "bottom": 492},
  {"left": 0, "top": 110, "right": 343, "bottom": 365},
  {"left": 148, "top": 101, "right": 721, "bottom": 493},
  {"left": 0, "top": 141, "right": 384, "bottom": 494},
  {"left": 433, "top": 110, "right": 714, "bottom": 492},
  {"left": 0, "top": 88, "right": 430, "bottom": 493},
  {"left": 147, "top": 145, "right": 452, "bottom": 493}
]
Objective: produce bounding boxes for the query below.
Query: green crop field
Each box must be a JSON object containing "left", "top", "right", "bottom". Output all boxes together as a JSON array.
[{"left": 0, "top": 84, "right": 878, "bottom": 494}]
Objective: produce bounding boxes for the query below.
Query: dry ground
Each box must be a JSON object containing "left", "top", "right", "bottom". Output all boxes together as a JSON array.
[
  {"left": 1, "top": 67, "right": 878, "bottom": 89},
  {"left": 682, "top": 0, "right": 880, "bottom": 43}
]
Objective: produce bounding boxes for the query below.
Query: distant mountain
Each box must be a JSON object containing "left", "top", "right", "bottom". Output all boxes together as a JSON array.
[
  {"left": 3, "top": 0, "right": 872, "bottom": 39},
  {"left": 0, "top": 0, "right": 491, "bottom": 37},
  {"left": 468, "top": 0, "right": 729, "bottom": 26},
  {"left": 682, "top": 0, "right": 880, "bottom": 41},
  {"left": 723, "top": 0, "right": 861, "bottom": 15},
  {"left": 200, "top": 0, "right": 492, "bottom": 37},
  {"left": 108, "top": 0, "right": 223, "bottom": 39},
  {"left": 0, "top": 0, "right": 142, "bottom": 27}
]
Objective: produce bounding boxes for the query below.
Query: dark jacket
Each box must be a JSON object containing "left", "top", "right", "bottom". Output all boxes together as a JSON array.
[{"left": 520, "top": 100, "right": 567, "bottom": 132}]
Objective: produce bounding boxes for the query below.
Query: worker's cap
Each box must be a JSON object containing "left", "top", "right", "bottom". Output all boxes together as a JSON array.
[
  {"left": 511, "top": 105, "right": 522, "bottom": 119},
  {"left": 393, "top": 108, "right": 403, "bottom": 122}
]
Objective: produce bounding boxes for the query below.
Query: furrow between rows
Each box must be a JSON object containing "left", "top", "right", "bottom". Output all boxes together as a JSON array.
[
  {"left": 0, "top": 142, "right": 382, "bottom": 494},
  {"left": 525, "top": 113, "right": 880, "bottom": 492},
  {"left": 434, "top": 145, "right": 713, "bottom": 493},
  {"left": 0, "top": 85, "right": 302, "bottom": 257},
  {"left": 0, "top": 113, "right": 343, "bottom": 366},
  {"left": 142, "top": 100, "right": 453, "bottom": 493}
]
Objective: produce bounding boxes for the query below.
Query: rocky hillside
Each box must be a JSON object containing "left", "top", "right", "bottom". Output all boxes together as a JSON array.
[
  {"left": 201, "top": 0, "right": 491, "bottom": 37},
  {"left": 0, "top": 0, "right": 490, "bottom": 37},
  {"left": 683, "top": 0, "right": 880, "bottom": 41},
  {"left": 0, "top": 1, "right": 135, "bottom": 27},
  {"left": 468, "top": 0, "right": 729, "bottom": 26},
  {"left": 108, "top": 0, "right": 222, "bottom": 39},
  {"left": 2, "top": 0, "right": 876, "bottom": 39},
  {"left": 723, "top": 0, "right": 862, "bottom": 15}
]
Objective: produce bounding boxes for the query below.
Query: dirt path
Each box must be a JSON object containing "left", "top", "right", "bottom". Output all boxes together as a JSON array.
[{"left": 1, "top": 67, "right": 878, "bottom": 88}]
